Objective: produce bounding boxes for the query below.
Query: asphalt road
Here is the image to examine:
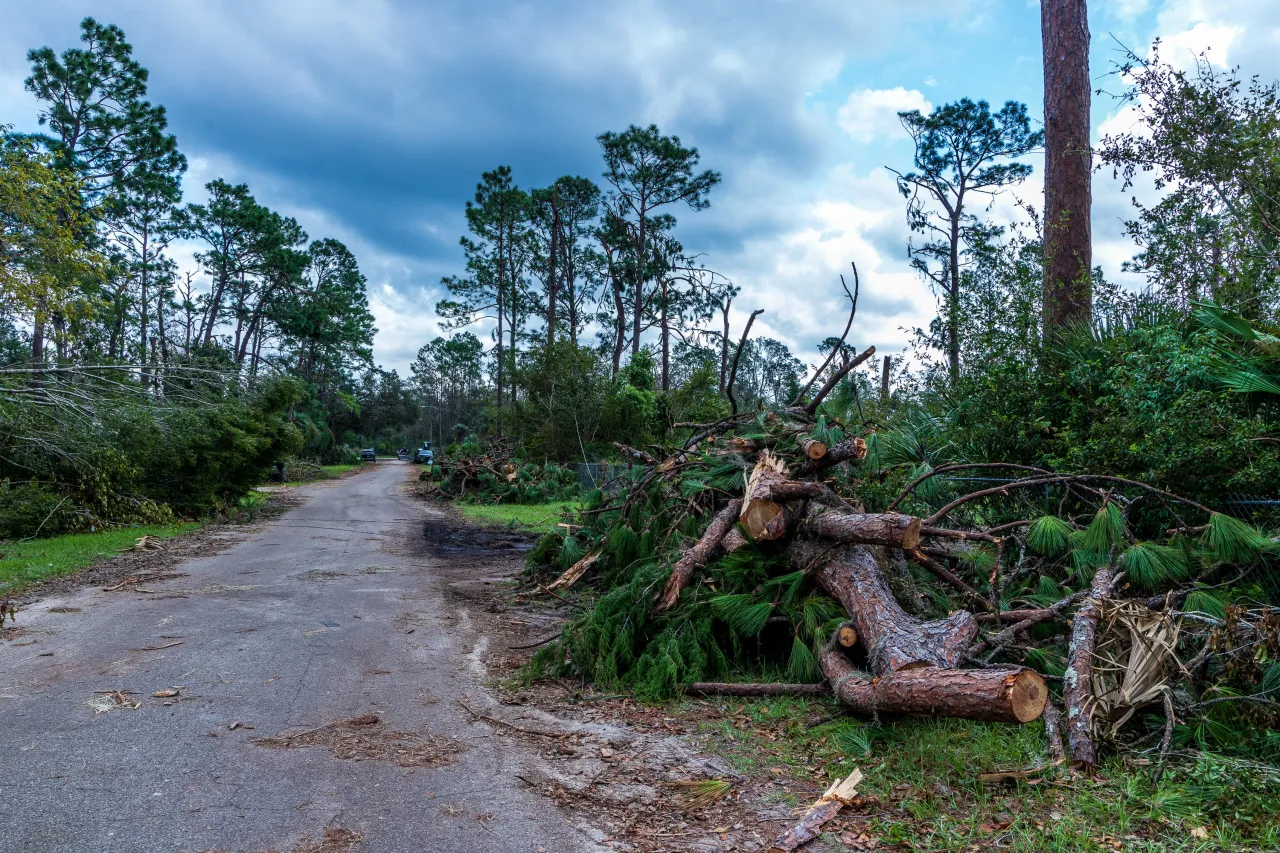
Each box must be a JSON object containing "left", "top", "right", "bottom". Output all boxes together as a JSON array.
[{"left": 0, "top": 462, "right": 602, "bottom": 853}]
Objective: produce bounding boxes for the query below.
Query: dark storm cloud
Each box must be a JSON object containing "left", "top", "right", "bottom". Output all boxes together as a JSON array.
[{"left": 0, "top": 0, "right": 976, "bottom": 368}]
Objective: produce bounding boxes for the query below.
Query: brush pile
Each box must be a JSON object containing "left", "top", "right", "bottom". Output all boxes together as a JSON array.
[
  {"left": 526, "top": 290, "right": 1279, "bottom": 769},
  {"left": 422, "top": 440, "right": 579, "bottom": 505}
]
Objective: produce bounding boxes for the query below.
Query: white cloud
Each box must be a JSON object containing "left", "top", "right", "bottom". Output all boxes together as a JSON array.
[{"left": 836, "top": 87, "right": 932, "bottom": 144}]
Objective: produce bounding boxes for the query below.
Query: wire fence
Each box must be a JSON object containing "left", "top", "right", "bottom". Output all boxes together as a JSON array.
[{"left": 571, "top": 463, "right": 645, "bottom": 495}]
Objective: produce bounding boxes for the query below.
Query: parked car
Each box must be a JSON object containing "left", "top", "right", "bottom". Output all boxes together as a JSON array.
[
  {"left": 397, "top": 447, "right": 409, "bottom": 461},
  {"left": 413, "top": 441, "right": 434, "bottom": 465},
  {"left": 360, "top": 448, "right": 377, "bottom": 462}
]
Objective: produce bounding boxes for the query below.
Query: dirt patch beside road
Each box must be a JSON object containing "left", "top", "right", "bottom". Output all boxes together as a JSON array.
[{"left": 416, "top": 503, "right": 851, "bottom": 853}]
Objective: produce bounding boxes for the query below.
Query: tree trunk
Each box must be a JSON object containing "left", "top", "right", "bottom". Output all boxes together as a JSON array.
[
  {"left": 660, "top": 277, "right": 670, "bottom": 392},
  {"left": 546, "top": 191, "right": 560, "bottom": 348},
  {"left": 948, "top": 214, "right": 961, "bottom": 382},
  {"left": 806, "top": 543, "right": 977, "bottom": 672},
  {"left": 140, "top": 227, "right": 150, "bottom": 381},
  {"left": 1064, "top": 563, "right": 1114, "bottom": 769},
  {"left": 740, "top": 456, "right": 826, "bottom": 541},
  {"left": 803, "top": 435, "right": 867, "bottom": 474},
  {"left": 1041, "top": 0, "right": 1093, "bottom": 329},
  {"left": 797, "top": 437, "right": 828, "bottom": 460},
  {"left": 718, "top": 298, "right": 731, "bottom": 393},
  {"left": 655, "top": 499, "right": 743, "bottom": 612},
  {"left": 632, "top": 202, "right": 646, "bottom": 357},
  {"left": 30, "top": 308, "right": 45, "bottom": 365},
  {"left": 610, "top": 274, "right": 626, "bottom": 379},
  {"left": 821, "top": 648, "right": 1046, "bottom": 723},
  {"left": 803, "top": 505, "right": 922, "bottom": 551}
]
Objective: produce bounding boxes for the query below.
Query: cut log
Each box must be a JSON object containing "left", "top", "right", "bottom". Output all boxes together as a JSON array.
[
  {"left": 768, "top": 769, "right": 863, "bottom": 853},
  {"left": 804, "top": 505, "right": 922, "bottom": 550},
  {"left": 804, "top": 435, "right": 867, "bottom": 474},
  {"left": 1064, "top": 564, "right": 1117, "bottom": 769},
  {"left": 546, "top": 552, "right": 599, "bottom": 592},
  {"left": 740, "top": 452, "right": 825, "bottom": 541},
  {"left": 655, "top": 499, "right": 743, "bottom": 612},
  {"left": 821, "top": 648, "right": 1046, "bottom": 723},
  {"left": 806, "top": 543, "right": 977, "bottom": 672},
  {"left": 686, "top": 682, "right": 828, "bottom": 697},
  {"left": 836, "top": 621, "right": 859, "bottom": 650},
  {"left": 797, "top": 436, "right": 828, "bottom": 460},
  {"left": 727, "top": 436, "right": 774, "bottom": 453}
]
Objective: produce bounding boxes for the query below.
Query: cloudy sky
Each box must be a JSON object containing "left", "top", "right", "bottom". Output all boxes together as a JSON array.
[{"left": 2, "top": 1, "right": 1276, "bottom": 375}]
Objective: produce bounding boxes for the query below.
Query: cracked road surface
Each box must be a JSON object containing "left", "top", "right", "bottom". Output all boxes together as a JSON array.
[{"left": 0, "top": 462, "right": 603, "bottom": 853}]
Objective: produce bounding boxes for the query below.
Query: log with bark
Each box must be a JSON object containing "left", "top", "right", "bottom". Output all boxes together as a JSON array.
[
  {"left": 820, "top": 647, "right": 1047, "bottom": 724},
  {"left": 768, "top": 769, "right": 864, "bottom": 853},
  {"left": 687, "top": 682, "right": 829, "bottom": 698},
  {"left": 1064, "top": 564, "right": 1118, "bottom": 769},
  {"left": 739, "top": 453, "right": 825, "bottom": 542},
  {"left": 655, "top": 499, "right": 743, "bottom": 612}
]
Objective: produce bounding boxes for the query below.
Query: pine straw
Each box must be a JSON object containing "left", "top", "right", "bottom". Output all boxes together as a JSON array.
[{"left": 252, "top": 714, "right": 463, "bottom": 768}]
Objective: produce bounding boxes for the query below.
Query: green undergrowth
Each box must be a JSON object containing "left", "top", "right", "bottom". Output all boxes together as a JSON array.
[
  {"left": 685, "top": 696, "right": 1280, "bottom": 852},
  {"left": 456, "top": 500, "right": 580, "bottom": 533},
  {"left": 0, "top": 522, "right": 199, "bottom": 598}
]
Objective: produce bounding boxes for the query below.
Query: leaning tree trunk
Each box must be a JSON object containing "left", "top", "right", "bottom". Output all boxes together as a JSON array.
[{"left": 807, "top": 542, "right": 976, "bottom": 672}]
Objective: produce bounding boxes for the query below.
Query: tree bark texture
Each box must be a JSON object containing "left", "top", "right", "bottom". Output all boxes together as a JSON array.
[
  {"left": 655, "top": 499, "right": 743, "bottom": 612},
  {"left": 821, "top": 648, "right": 1046, "bottom": 723},
  {"left": 1064, "top": 564, "right": 1114, "bottom": 768},
  {"left": 805, "top": 506, "right": 923, "bottom": 551},
  {"left": 1042, "top": 0, "right": 1093, "bottom": 328},
  {"left": 808, "top": 543, "right": 978, "bottom": 672}
]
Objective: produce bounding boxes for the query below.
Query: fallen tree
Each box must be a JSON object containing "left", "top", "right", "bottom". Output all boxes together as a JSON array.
[{"left": 519, "top": 276, "right": 1276, "bottom": 767}]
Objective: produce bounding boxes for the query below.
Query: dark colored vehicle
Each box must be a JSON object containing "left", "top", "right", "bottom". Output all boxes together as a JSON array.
[
  {"left": 397, "top": 447, "right": 410, "bottom": 461},
  {"left": 360, "top": 448, "right": 377, "bottom": 462},
  {"left": 413, "top": 441, "right": 434, "bottom": 465}
]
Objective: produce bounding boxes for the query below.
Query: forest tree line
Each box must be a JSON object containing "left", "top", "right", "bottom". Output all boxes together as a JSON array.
[{"left": 0, "top": 18, "right": 419, "bottom": 538}]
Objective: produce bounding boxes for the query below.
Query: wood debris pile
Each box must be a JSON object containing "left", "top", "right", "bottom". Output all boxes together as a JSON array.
[{"left": 523, "top": 284, "right": 1278, "bottom": 768}]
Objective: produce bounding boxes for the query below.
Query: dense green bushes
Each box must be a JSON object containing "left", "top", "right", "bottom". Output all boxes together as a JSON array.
[{"left": 0, "top": 372, "right": 304, "bottom": 539}]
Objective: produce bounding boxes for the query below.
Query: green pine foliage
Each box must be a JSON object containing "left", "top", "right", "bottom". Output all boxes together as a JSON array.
[
  {"left": 1200, "top": 513, "right": 1272, "bottom": 565},
  {"left": 1027, "top": 515, "right": 1073, "bottom": 557},
  {"left": 1121, "top": 541, "right": 1191, "bottom": 588}
]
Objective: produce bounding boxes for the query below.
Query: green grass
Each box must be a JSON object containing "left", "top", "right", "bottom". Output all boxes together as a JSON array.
[
  {"left": 0, "top": 522, "right": 199, "bottom": 597},
  {"left": 456, "top": 501, "right": 580, "bottom": 533},
  {"left": 683, "top": 697, "right": 1280, "bottom": 852}
]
